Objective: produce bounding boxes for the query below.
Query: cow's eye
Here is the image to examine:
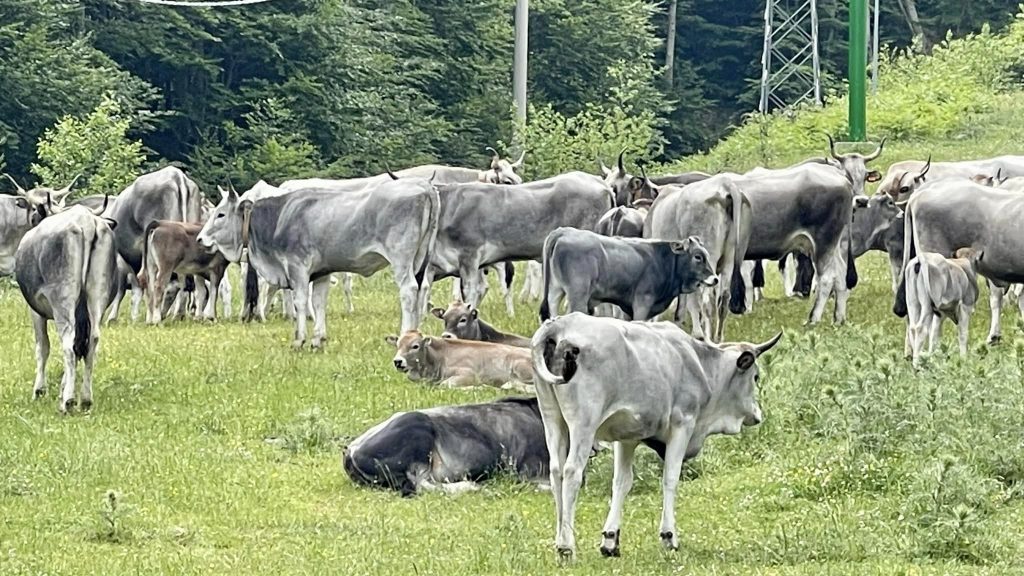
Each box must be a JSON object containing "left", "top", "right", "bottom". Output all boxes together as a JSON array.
[
  {"left": 899, "top": 186, "right": 910, "bottom": 194},
  {"left": 695, "top": 254, "right": 704, "bottom": 262},
  {"left": 216, "top": 213, "right": 225, "bottom": 219},
  {"left": 458, "top": 318, "right": 467, "bottom": 324},
  {"left": 411, "top": 344, "right": 420, "bottom": 351},
  {"left": 754, "top": 373, "right": 761, "bottom": 383}
]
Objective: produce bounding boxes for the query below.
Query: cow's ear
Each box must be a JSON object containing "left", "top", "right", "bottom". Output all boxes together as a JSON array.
[
  {"left": 736, "top": 350, "right": 756, "bottom": 371},
  {"left": 422, "top": 337, "right": 433, "bottom": 346},
  {"left": 103, "top": 218, "right": 118, "bottom": 230},
  {"left": 430, "top": 307, "right": 444, "bottom": 319},
  {"left": 384, "top": 335, "right": 398, "bottom": 346},
  {"left": 866, "top": 170, "right": 882, "bottom": 183},
  {"left": 470, "top": 309, "right": 478, "bottom": 320},
  {"left": 629, "top": 177, "right": 643, "bottom": 191},
  {"left": 239, "top": 198, "right": 253, "bottom": 213},
  {"left": 669, "top": 241, "right": 685, "bottom": 253}
]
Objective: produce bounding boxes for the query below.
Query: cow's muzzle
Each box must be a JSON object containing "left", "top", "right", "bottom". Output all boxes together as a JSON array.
[
  {"left": 703, "top": 275, "right": 720, "bottom": 287},
  {"left": 744, "top": 406, "right": 763, "bottom": 427},
  {"left": 393, "top": 358, "right": 408, "bottom": 372}
]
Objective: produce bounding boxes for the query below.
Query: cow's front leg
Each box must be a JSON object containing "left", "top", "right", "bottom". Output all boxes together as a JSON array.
[
  {"left": 129, "top": 276, "right": 143, "bottom": 322},
  {"left": 396, "top": 271, "right": 422, "bottom": 333},
  {"left": 438, "top": 371, "right": 477, "bottom": 389},
  {"left": 987, "top": 279, "right": 1004, "bottom": 344},
  {"left": 806, "top": 255, "right": 836, "bottom": 325},
  {"left": 31, "top": 311, "right": 49, "bottom": 399},
  {"left": 309, "top": 276, "right": 332, "bottom": 349},
  {"left": 341, "top": 273, "right": 355, "bottom": 314},
  {"left": 957, "top": 307, "right": 971, "bottom": 357},
  {"left": 600, "top": 441, "right": 638, "bottom": 557},
  {"left": 194, "top": 277, "right": 211, "bottom": 321},
  {"left": 557, "top": 425, "right": 597, "bottom": 561},
  {"left": 658, "top": 419, "right": 695, "bottom": 551},
  {"left": 219, "top": 274, "right": 233, "bottom": 319},
  {"left": 290, "top": 272, "right": 312, "bottom": 349}
]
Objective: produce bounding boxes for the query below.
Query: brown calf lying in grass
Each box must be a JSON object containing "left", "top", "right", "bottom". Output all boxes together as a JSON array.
[{"left": 386, "top": 330, "right": 533, "bottom": 391}]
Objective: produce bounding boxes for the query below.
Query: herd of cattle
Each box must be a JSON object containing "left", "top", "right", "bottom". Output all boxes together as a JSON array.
[{"left": 3, "top": 142, "right": 1024, "bottom": 559}]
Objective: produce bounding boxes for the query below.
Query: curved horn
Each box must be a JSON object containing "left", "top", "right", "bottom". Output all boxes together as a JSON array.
[
  {"left": 599, "top": 160, "right": 611, "bottom": 177},
  {"left": 384, "top": 162, "right": 399, "bottom": 180},
  {"left": 485, "top": 146, "right": 500, "bottom": 169},
  {"left": 755, "top": 331, "right": 784, "bottom": 356},
  {"left": 864, "top": 137, "right": 886, "bottom": 162},
  {"left": 53, "top": 174, "right": 80, "bottom": 203},
  {"left": 827, "top": 134, "right": 840, "bottom": 160},
  {"left": 511, "top": 149, "right": 525, "bottom": 169},
  {"left": 616, "top": 148, "right": 626, "bottom": 175},
  {"left": 2, "top": 173, "right": 26, "bottom": 195},
  {"left": 637, "top": 160, "right": 652, "bottom": 184},
  {"left": 90, "top": 194, "right": 110, "bottom": 216},
  {"left": 917, "top": 155, "right": 932, "bottom": 179},
  {"left": 997, "top": 168, "right": 1005, "bottom": 184}
]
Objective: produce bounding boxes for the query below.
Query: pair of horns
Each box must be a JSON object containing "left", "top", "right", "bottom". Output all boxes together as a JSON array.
[{"left": 826, "top": 134, "right": 885, "bottom": 162}]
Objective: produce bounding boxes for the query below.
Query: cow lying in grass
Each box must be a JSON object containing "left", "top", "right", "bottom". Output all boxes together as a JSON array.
[
  {"left": 343, "top": 397, "right": 548, "bottom": 496},
  {"left": 430, "top": 301, "right": 530, "bottom": 347},
  {"left": 386, "top": 330, "right": 533, "bottom": 391}
]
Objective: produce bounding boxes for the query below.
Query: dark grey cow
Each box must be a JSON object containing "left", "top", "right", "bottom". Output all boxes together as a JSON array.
[
  {"left": 343, "top": 397, "right": 549, "bottom": 496},
  {"left": 895, "top": 179, "right": 1024, "bottom": 344},
  {"left": 197, "top": 179, "right": 439, "bottom": 348},
  {"left": 878, "top": 156, "right": 1024, "bottom": 202},
  {"left": 430, "top": 300, "right": 531, "bottom": 347},
  {"left": 645, "top": 175, "right": 752, "bottom": 341},
  {"left": 422, "top": 172, "right": 614, "bottom": 311},
  {"left": 819, "top": 136, "right": 885, "bottom": 197},
  {"left": 15, "top": 204, "right": 119, "bottom": 413},
  {"left": 731, "top": 163, "right": 856, "bottom": 325},
  {"left": 850, "top": 194, "right": 905, "bottom": 292},
  {"left": 540, "top": 228, "right": 718, "bottom": 322}
]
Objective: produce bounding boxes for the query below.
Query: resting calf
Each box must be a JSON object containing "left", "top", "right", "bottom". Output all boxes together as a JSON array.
[
  {"left": 905, "top": 249, "right": 980, "bottom": 366},
  {"left": 531, "top": 313, "right": 782, "bottom": 559},
  {"left": 386, "top": 330, "right": 533, "bottom": 390},
  {"left": 430, "top": 301, "right": 530, "bottom": 347},
  {"left": 540, "top": 228, "right": 718, "bottom": 322},
  {"left": 343, "top": 397, "right": 548, "bottom": 496}
]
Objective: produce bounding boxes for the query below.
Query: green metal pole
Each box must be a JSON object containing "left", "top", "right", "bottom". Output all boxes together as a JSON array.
[{"left": 848, "top": 0, "right": 867, "bottom": 141}]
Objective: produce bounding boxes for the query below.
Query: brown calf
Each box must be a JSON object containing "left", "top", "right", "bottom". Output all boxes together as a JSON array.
[
  {"left": 385, "top": 330, "right": 533, "bottom": 391},
  {"left": 138, "top": 220, "right": 228, "bottom": 324},
  {"left": 430, "top": 301, "right": 531, "bottom": 347}
]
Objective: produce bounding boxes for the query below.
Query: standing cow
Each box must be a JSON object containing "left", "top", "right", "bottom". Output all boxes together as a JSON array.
[
  {"left": 15, "top": 203, "right": 119, "bottom": 413},
  {"left": 1, "top": 176, "right": 78, "bottom": 276},
  {"left": 138, "top": 220, "right": 229, "bottom": 323},
  {"left": 904, "top": 249, "right": 981, "bottom": 366}
]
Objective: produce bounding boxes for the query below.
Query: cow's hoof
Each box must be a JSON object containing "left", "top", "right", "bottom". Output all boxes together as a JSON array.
[
  {"left": 61, "top": 398, "right": 76, "bottom": 414},
  {"left": 600, "top": 530, "right": 620, "bottom": 557},
  {"left": 987, "top": 335, "right": 1002, "bottom": 346},
  {"left": 291, "top": 340, "right": 305, "bottom": 350},
  {"left": 33, "top": 388, "right": 46, "bottom": 400},
  {"left": 80, "top": 399, "right": 93, "bottom": 412},
  {"left": 555, "top": 546, "right": 575, "bottom": 562},
  {"left": 660, "top": 531, "right": 678, "bottom": 551}
]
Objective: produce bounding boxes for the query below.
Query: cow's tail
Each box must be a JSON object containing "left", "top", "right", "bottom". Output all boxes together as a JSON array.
[
  {"left": 538, "top": 229, "right": 563, "bottom": 321},
  {"left": 727, "top": 184, "right": 748, "bottom": 315},
  {"left": 414, "top": 186, "right": 441, "bottom": 288},
  {"left": 137, "top": 220, "right": 159, "bottom": 290},
  {"left": 845, "top": 220, "right": 859, "bottom": 290},
  {"left": 753, "top": 260, "right": 765, "bottom": 289},
  {"left": 504, "top": 261, "right": 515, "bottom": 291},
  {"left": 893, "top": 199, "right": 916, "bottom": 318},
  {"left": 244, "top": 262, "right": 259, "bottom": 322},
  {"left": 531, "top": 319, "right": 567, "bottom": 385},
  {"left": 73, "top": 228, "right": 100, "bottom": 360}
]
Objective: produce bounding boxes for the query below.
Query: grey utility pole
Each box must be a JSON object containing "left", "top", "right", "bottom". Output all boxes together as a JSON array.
[
  {"left": 759, "top": 0, "right": 821, "bottom": 113},
  {"left": 513, "top": 0, "right": 529, "bottom": 123}
]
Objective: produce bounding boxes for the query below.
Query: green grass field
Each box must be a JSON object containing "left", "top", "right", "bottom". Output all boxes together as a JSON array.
[{"left": 3, "top": 248, "right": 1024, "bottom": 575}]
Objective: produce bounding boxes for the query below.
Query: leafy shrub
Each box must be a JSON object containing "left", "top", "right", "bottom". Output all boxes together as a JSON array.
[{"left": 30, "top": 96, "right": 145, "bottom": 199}]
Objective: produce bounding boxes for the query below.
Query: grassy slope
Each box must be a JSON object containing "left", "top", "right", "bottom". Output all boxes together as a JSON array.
[{"left": 3, "top": 104, "right": 1024, "bottom": 576}]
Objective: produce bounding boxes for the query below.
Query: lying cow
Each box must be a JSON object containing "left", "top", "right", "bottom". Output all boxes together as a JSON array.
[
  {"left": 386, "top": 330, "right": 533, "bottom": 390},
  {"left": 15, "top": 203, "right": 119, "bottom": 413},
  {"left": 540, "top": 228, "right": 718, "bottom": 322},
  {"left": 904, "top": 249, "right": 981, "bottom": 366},
  {"left": 531, "top": 313, "right": 782, "bottom": 559},
  {"left": 343, "top": 397, "right": 548, "bottom": 496},
  {"left": 138, "top": 220, "right": 229, "bottom": 324},
  {"left": 430, "top": 301, "right": 531, "bottom": 347}
]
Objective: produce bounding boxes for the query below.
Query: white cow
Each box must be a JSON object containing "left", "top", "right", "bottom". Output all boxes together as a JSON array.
[{"left": 904, "top": 249, "right": 980, "bottom": 366}]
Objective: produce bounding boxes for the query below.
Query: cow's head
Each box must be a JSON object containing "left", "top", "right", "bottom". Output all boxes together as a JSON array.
[
  {"left": 714, "top": 331, "right": 783, "bottom": 433},
  {"left": 430, "top": 300, "right": 480, "bottom": 340},
  {"left": 971, "top": 169, "right": 1007, "bottom": 188},
  {"left": 385, "top": 330, "right": 434, "bottom": 379},
  {"left": 481, "top": 147, "right": 524, "bottom": 185},
  {"left": 825, "top": 135, "right": 884, "bottom": 197},
  {"left": 884, "top": 156, "right": 931, "bottom": 202},
  {"left": 3, "top": 173, "right": 78, "bottom": 215},
  {"left": 197, "top": 184, "right": 251, "bottom": 262},
  {"left": 850, "top": 193, "right": 900, "bottom": 257},
  {"left": 600, "top": 150, "right": 659, "bottom": 207},
  {"left": 670, "top": 236, "right": 718, "bottom": 291}
]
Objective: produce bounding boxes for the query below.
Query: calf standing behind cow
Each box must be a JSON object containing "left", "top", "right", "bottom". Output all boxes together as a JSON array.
[
  {"left": 15, "top": 204, "right": 119, "bottom": 413},
  {"left": 343, "top": 397, "right": 548, "bottom": 496},
  {"left": 387, "top": 330, "right": 534, "bottom": 391},
  {"left": 138, "top": 220, "right": 229, "bottom": 324},
  {"left": 531, "top": 313, "right": 782, "bottom": 559},
  {"left": 539, "top": 228, "right": 718, "bottom": 322},
  {"left": 904, "top": 249, "right": 981, "bottom": 366}
]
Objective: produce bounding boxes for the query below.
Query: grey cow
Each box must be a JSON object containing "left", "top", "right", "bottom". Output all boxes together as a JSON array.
[
  {"left": 15, "top": 204, "right": 119, "bottom": 413},
  {"left": 422, "top": 172, "right": 614, "bottom": 312},
  {"left": 430, "top": 300, "right": 531, "bottom": 347},
  {"left": 878, "top": 155, "right": 1024, "bottom": 202},
  {"left": 198, "top": 179, "right": 439, "bottom": 349},
  {"left": 645, "top": 175, "right": 752, "bottom": 342},
  {"left": 905, "top": 249, "right": 981, "bottom": 366},
  {"left": 850, "top": 194, "right": 905, "bottom": 292},
  {"left": 730, "top": 163, "right": 856, "bottom": 325},
  {"left": 540, "top": 228, "right": 718, "bottom": 322},
  {"left": 1, "top": 176, "right": 78, "bottom": 276},
  {"left": 895, "top": 179, "right": 1024, "bottom": 344},
  {"left": 531, "top": 313, "right": 782, "bottom": 559}
]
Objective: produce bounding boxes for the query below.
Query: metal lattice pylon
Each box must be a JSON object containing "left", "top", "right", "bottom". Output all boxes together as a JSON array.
[{"left": 759, "top": 0, "right": 821, "bottom": 113}]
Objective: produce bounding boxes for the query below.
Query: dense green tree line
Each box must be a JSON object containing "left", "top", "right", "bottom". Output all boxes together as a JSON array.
[{"left": 0, "top": 0, "right": 1015, "bottom": 191}]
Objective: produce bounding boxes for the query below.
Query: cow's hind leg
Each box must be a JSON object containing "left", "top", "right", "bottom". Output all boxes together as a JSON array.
[
  {"left": 806, "top": 252, "right": 837, "bottom": 326},
  {"left": 341, "top": 273, "right": 355, "bottom": 314},
  {"left": 30, "top": 311, "right": 50, "bottom": 399},
  {"left": 658, "top": 420, "right": 696, "bottom": 551},
  {"left": 395, "top": 269, "right": 422, "bottom": 333},
  {"left": 987, "top": 279, "right": 1004, "bottom": 344},
  {"left": 289, "top": 270, "right": 312, "bottom": 349},
  {"left": 309, "top": 276, "right": 332, "bottom": 349},
  {"left": 54, "top": 311, "right": 77, "bottom": 414},
  {"left": 557, "top": 424, "right": 596, "bottom": 560},
  {"left": 957, "top": 307, "right": 971, "bottom": 358},
  {"left": 600, "top": 440, "right": 638, "bottom": 557}
]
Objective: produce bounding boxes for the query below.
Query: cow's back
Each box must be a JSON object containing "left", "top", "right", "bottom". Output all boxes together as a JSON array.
[{"left": 110, "top": 167, "right": 199, "bottom": 270}]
